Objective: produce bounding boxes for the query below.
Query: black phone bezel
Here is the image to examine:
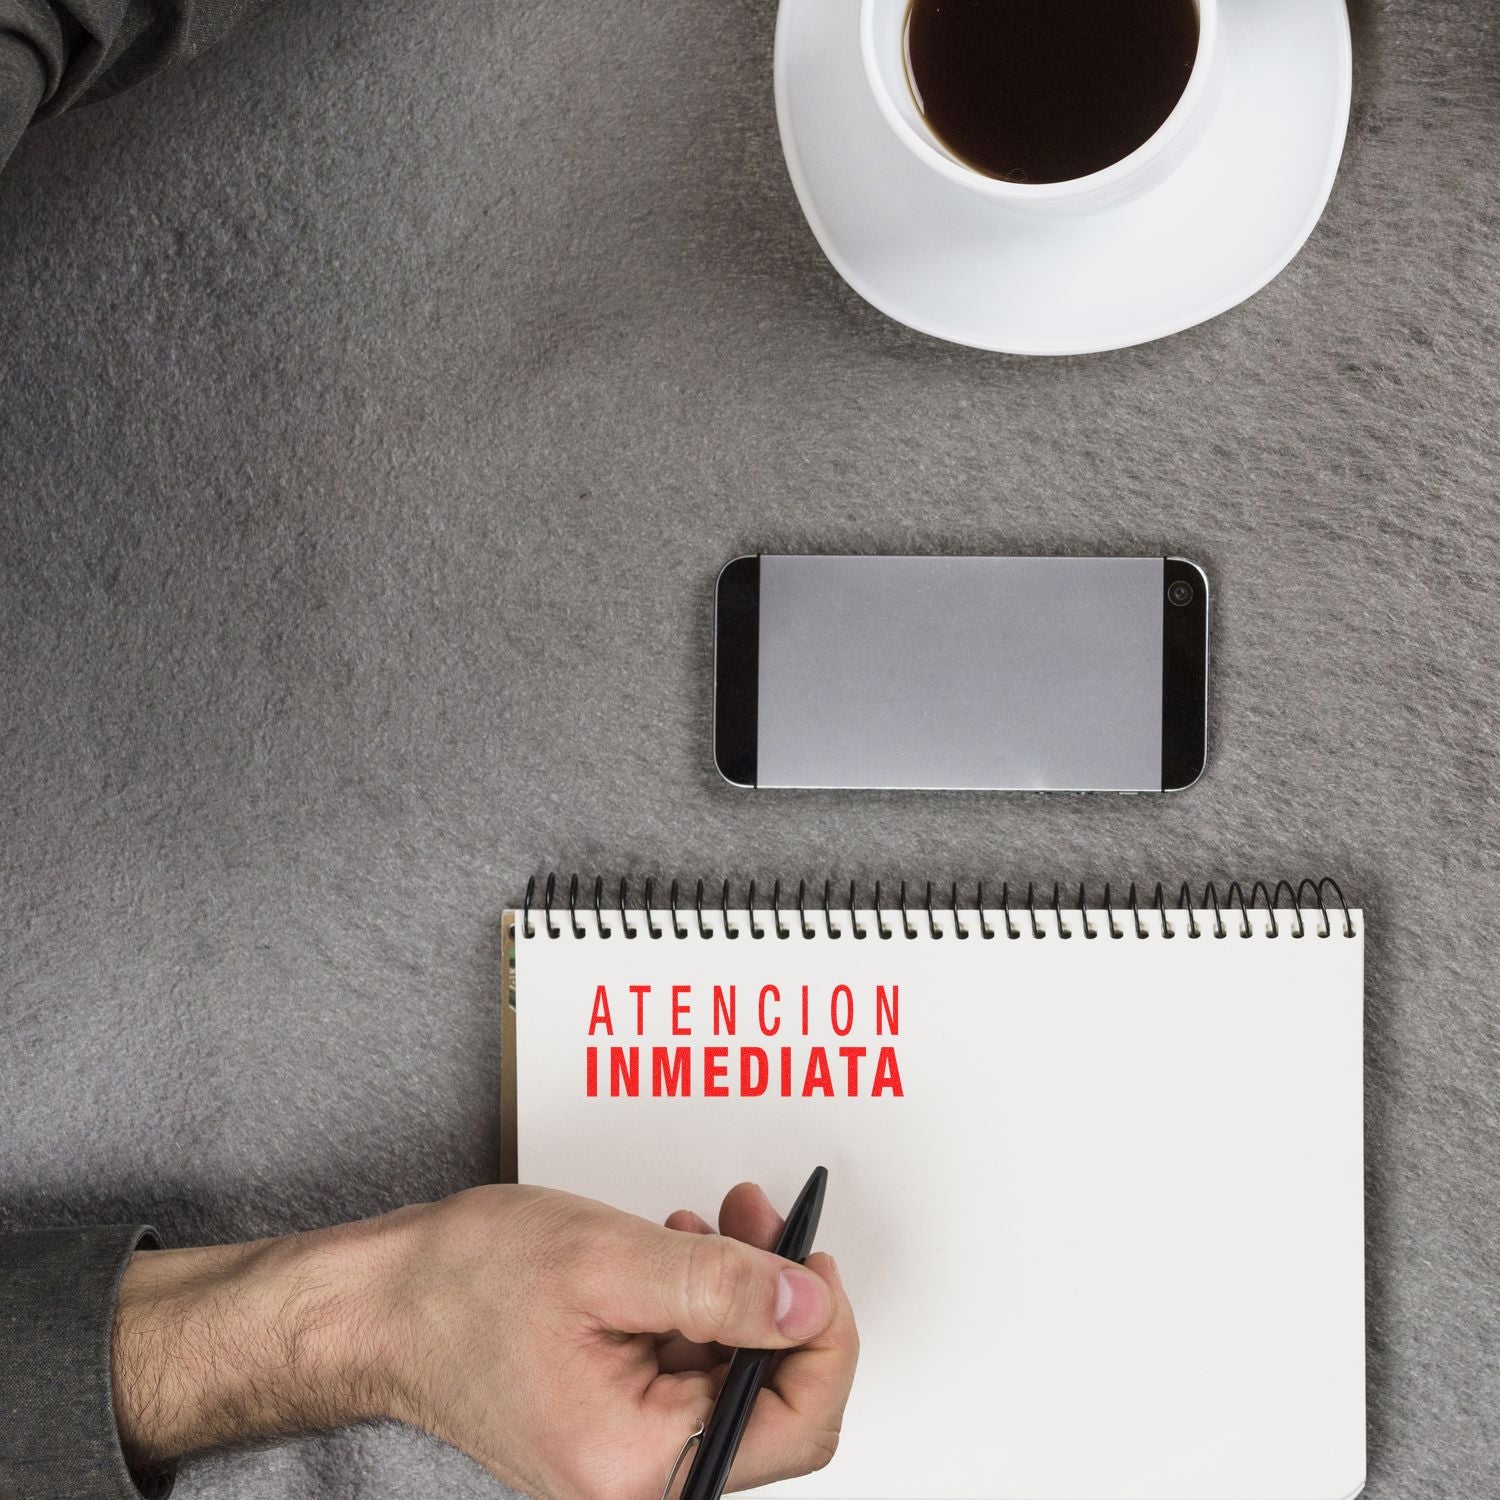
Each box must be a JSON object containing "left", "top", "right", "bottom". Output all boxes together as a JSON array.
[
  {"left": 713, "top": 555, "right": 760, "bottom": 787},
  {"left": 717, "top": 553, "right": 1208, "bottom": 793},
  {"left": 1161, "top": 557, "right": 1210, "bottom": 791}
]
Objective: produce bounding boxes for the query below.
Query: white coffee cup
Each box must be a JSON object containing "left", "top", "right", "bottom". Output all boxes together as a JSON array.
[{"left": 860, "top": 0, "right": 1220, "bottom": 215}]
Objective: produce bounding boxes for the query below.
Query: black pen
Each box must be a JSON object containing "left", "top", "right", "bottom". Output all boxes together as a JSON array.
[{"left": 677, "top": 1166, "right": 829, "bottom": 1500}]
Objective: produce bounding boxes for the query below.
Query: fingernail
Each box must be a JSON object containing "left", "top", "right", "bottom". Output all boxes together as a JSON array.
[{"left": 775, "top": 1267, "right": 832, "bottom": 1339}]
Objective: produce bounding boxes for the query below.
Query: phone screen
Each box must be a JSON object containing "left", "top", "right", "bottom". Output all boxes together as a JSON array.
[{"left": 714, "top": 555, "right": 1208, "bottom": 792}]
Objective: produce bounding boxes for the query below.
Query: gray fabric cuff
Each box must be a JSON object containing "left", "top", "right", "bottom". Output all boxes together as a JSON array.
[
  {"left": 0, "top": 1224, "right": 176, "bottom": 1500},
  {"left": 0, "top": 28, "right": 46, "bottom": 174}
]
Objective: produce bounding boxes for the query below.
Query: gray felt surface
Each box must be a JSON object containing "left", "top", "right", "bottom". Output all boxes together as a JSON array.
[{"left": 1, "top": 0, "right": 1498, "bottom": 1496}]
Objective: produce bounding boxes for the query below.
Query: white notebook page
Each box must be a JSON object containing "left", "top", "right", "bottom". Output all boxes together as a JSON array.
[{"left": 510, "top": 906, "right": 1365, "bottom": 1500}]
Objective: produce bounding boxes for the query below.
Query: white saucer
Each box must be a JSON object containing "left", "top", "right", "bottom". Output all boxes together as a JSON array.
[{"left": 774, "top": 0, "right": 1352, "bottom": 355}]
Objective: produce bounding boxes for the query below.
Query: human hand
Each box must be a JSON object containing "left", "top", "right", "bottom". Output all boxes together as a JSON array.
[{"left": 113, "top": 1182, "right": 858, "bottom": 1500}]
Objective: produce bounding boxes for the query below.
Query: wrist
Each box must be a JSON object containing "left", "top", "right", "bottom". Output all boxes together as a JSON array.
[{"left": 112, "top": 1217, "right": 397, "bottom": 1465}]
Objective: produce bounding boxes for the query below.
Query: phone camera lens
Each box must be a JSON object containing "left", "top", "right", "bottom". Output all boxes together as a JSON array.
[{"left": 1167, "top": 580, "right": 1194, "bottom": 608}]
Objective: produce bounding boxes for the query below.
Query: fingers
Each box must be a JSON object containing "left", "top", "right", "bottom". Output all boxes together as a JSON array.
[
  {"left": 643, "top": 1190, "right": 857, "bottom": 1490},
  {"left": 654, "top": 1183, "right": 805, "bottom": 1371},
  {"left": 592, "top": 1213, "right": 835, "bottom": 1351},
  {"left": 666, "top": 1183, "right": 781, "bottom": 1249},
  {"left": 653, "top": 1333, "right": 722, "bottom": 1374},
  {"left": 653, "top": 1181, "right": 841, "bottom": 1386},
  {"left": 658, "top": 1182, "right": 783, "bottom": 1369},
  {"left": 644, "top": 1251, "right": 859, "bottom": 1493},
  {"left": 727, "top": 1251, "right": 859, "bottom": 1491},
  {"left": 717, "top": 1182, "right": 784, "bottom": 1252},
  {"left": 655, "top": 1202, "right": 729, "bottom": 1371}
]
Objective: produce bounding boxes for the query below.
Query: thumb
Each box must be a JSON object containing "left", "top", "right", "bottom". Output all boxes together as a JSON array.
[{"left": 589, "top": 1220, "right": 836, "bottom": 1349}]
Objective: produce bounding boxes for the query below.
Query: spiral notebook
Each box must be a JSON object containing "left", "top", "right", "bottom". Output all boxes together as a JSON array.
[{"left": 502, "top": 878, "right": 1366, "bottom": 1500}]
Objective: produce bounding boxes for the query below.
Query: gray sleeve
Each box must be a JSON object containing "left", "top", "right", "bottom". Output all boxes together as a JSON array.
[
  {"left": 0, "top": 1225, "right": 175, "bottom": 1500},
  {"left": 0, "top": 0, "right": 271, "bottom": 173},
  {"left": 0, "top": 25, "right": 45, "bottom": 173}
]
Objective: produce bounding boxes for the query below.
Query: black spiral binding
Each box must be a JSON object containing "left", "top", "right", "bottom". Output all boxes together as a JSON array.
[{"left": 521, "top": 875, "right": 1356, "bottom": 942}]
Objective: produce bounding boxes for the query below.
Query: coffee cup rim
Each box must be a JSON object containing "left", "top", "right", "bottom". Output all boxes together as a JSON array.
[{"left": 860, "top": 0, "right": 1220, "bottom": 204}]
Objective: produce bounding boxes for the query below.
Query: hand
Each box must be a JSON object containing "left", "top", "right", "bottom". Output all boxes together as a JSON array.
[{"left": 113, "top": 1183, "right": 858, "bottom": 1500}]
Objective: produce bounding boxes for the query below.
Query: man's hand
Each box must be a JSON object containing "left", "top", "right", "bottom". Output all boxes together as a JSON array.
[{"left": 113, "top": 1183, "right": 858, "bottom": 1499}]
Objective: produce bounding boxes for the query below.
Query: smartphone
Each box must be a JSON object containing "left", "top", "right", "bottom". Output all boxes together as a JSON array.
[{"left": 713, "top": 554, "right": 1208, "bottom": 792}]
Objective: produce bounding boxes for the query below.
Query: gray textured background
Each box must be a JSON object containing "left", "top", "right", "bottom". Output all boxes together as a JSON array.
[{"left": 1, "top": 0, "right": 1497, "bottom": 1495}]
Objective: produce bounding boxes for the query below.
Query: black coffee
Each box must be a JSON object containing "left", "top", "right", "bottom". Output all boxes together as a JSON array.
[{"left": 904, "top": 0, "right": 1200, "bottom": 185}]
